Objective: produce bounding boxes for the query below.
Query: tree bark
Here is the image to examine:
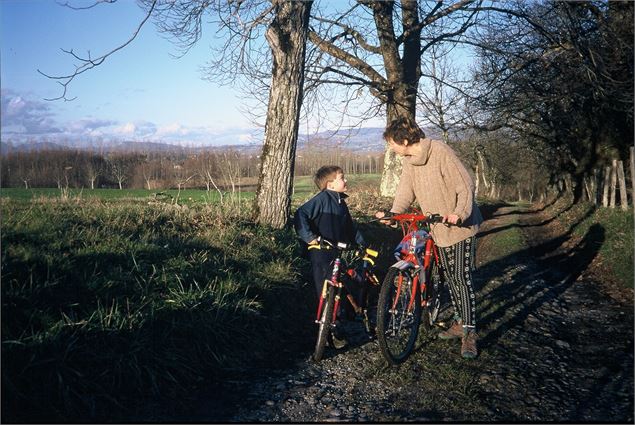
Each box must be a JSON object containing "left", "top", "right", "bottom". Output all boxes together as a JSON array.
[
  {"left": 254, "top": 0, "right": 312, "bottom": 228},
  {"left": 375, "top": 1, "right": 421, "bottom": 197}
]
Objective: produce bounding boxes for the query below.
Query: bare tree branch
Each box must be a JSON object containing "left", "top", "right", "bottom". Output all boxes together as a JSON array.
[
  {"left": 307, "top": 30, "right": 387, "bottom": 88},
  {"left": 310, "top": 13, "right": 381, "bottom": 54},
  {"left": 56, "top": 0, "right": 116, "bottom": 11},
  {"left": 38, "top": 0, "right": 158, "bottom": 101}
]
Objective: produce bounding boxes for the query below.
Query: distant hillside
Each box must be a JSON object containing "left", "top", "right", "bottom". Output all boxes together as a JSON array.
[{"left": 1, "top": 126, "right": 443, "bottom": 155}]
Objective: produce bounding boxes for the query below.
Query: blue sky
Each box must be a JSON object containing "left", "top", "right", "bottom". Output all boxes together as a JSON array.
[
  {"left": 1, "top": 0, "right": 269, "bottom": 146},
  {"left": 1, "top": 1, "right": 472, "bottom": 148}
]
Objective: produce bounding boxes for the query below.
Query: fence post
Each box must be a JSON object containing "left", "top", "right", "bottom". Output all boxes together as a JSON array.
[
  {"left": 592, "top": 168, "right": 599, "bottom": 205},
  {"left": 617, "top": 160, "right": 628, "bottom": 210},
  {"left": 603, "top": 165, "right": 611, "bottom": 207},
  {"left": 609, "top": 159, "right": 617, "bottom": 208},
  {"left": 630, "top": 146, "right": 635, "bottom": 210}
]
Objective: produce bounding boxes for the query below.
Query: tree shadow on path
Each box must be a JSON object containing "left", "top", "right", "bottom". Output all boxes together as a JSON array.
[
  {"left": 477, "top": 200, "right": 593, "bottom": 239},
  {"left": 477, "top": 222, "right": 605, "bottom": 351}
]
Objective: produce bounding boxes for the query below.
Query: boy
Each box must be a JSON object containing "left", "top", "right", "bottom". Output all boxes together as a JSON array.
[{"left": 294, "top": 165, "right": 367, "bottom": 349}]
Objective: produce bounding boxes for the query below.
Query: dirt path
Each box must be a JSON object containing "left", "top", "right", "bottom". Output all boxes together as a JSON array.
[{"left": 186, "top": 204, "right": 634, "bottom": 422}]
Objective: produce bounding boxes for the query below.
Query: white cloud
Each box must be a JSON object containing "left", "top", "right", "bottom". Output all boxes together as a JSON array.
[
  {"left": 156, "top": 122, "right": 190, "bottom": 137},
  {"left": 66, "top": 118, "right": 118, "bottom": 134},
  {"left": 114, "top": 122, "right": 137, "bottom": 135},
  {"left": 238, "top": 133, "right": 253, "bottom": 143},
  {"left": 0, "top": 89, "right": 265, "bottom": 147},
  {"left": 1, "top": 89, "right": 63, "bottom": 135}
]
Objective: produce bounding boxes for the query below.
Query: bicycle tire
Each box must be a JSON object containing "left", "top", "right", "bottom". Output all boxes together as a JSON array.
[
  {"left": 376, "top": 267, "right": 422, "bottom": 365},
  {"left": 421, "top": 261, "right": 442, "bottom": 332},
  {"left": 313, "top": 284, "right": 336, "bottom": 362}
]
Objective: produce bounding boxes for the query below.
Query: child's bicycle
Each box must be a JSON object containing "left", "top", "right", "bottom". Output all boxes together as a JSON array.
[
  {"left": 311, "top": 237, "right": 380, "bottom": 362},
  {"left": 376, "top": 211, "right": 452, "bottom": 365}
]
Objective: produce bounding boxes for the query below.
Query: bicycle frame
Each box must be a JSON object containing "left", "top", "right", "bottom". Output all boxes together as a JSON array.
[
  {"left": 389, "top": 212, "right": 441, "bottom": 313},
  {"left": 314, "top": 244, "right": 379, "bottom": 326}
]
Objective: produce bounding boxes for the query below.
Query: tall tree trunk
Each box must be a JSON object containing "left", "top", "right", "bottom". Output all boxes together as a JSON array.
[
  {"left": 254, "top": 0, "right": 312, "bottom": 228},
  {"left": 376, "top": 0, "right": 421, "bottom": 197},
  {"left": 571, "top": 173, "right": 585, "bottom": 203}
]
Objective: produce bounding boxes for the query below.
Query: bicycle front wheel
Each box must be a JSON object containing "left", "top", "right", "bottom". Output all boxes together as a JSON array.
[
  {"left": 313, "top": 284, "right": 336, "bottom": 362},
  {"left": 376, "top": 267, "right": 421, "bottom": 365}
]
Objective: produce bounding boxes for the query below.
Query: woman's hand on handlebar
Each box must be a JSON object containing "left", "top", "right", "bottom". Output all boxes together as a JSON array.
[{"left": 443, "top": 214, "right": 462, "bottom": 226}]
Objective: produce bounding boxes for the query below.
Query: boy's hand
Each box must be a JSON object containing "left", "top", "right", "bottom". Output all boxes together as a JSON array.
[
  {"left": 308, "top": 239, "right": 319, "bottom": 246},
  {"left": 375, "top": 211, "right": 392, "bottom": 226}
]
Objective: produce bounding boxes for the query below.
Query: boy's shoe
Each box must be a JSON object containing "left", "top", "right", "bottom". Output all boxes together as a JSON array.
[
  {"left": 331, "top": 334, "right": 348, "bottom": 349},
  {"left": 331, "top": 326, "right": 349, "bottom": 349},
  {"left": 438, "top": 320, "right": 463, "bottom": 340},
  {"left": 461, "top": 329, "right": 478, "bottom": 359}
]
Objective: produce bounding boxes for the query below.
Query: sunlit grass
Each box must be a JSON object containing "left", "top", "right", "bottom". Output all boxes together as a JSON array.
[{"left": 555, "top": 200, "right": 634, "bottom": 289}]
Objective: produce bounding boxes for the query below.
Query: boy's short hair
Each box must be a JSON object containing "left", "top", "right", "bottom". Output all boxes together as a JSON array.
[
  {"left": 383, "top": 117, "right": 426, "bottom": 145},
  {"left": 314, "top": 165, "right": 343, "bottom": 191}
]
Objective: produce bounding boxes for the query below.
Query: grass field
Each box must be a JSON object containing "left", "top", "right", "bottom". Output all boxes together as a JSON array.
[
  {"left": 1, "top": 199, "right": 316, "bottom": 422},
  {"left": 554, "top": 199, "right": 634, "bottom": 288},
  {"left": 0, "top": 173, "right": 383, "bottom": 206}
]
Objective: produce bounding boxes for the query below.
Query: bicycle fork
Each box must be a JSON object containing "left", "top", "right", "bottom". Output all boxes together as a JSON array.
[{"left": 315, "top": 258, "right": 343, "bottom": 325}]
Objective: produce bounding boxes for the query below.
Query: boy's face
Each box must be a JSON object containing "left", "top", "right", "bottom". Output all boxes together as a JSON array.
[{"left": 327, "top": 172, "right": 347, "bottom": 192}]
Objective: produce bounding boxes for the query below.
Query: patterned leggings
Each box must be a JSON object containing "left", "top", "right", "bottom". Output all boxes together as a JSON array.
[{"left": 437, "top": 236, "right": 477, "bottom": 329}]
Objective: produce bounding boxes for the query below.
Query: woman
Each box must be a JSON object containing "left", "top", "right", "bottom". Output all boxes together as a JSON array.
[{"left": 376, "top": 117, "right": 483, "bottom": 359}]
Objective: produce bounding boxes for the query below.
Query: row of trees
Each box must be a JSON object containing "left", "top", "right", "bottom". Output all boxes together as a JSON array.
[
  {"left": 452, "top": 135, "right": 634, "bottom": 210},
  {"left": 0, "top": 147, "right": 385, "bottom": 192}
]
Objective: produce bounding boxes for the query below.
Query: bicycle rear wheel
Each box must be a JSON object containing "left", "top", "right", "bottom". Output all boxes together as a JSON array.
[
  {"left": 376, "top": 267, "right": 421, "bottom": 365},
  {"left": 421, "top": 261, "right": 442, "bottom": 332},
  {"left": 313, "top": 284, "right": 336, "bottom": 362}
]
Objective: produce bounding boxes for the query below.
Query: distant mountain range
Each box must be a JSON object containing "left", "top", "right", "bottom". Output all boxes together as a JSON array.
[{"left": 1, "top": 126, "right": 443, "bottom": 155}]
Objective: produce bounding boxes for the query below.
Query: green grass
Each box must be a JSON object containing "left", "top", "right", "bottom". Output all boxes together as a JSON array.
[
  {"left": 555, "top": 201, "right": 634, "bottom": 288},
  {"left": 0, "top": 187, "right": 247, "bottom": 205},
  {"left": 0, "top": 173, "right": 382, "bottom": 206},
  {"left": 1, "top": 199, "right": 314, "bottom": 422},
  {"left": 479, "top": 201, "right": 528, "bottom": 263}
]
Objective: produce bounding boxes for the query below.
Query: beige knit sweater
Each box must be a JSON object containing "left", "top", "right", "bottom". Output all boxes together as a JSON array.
[{"left": 390, "top": 138, "right": 483, "bottom": 247}]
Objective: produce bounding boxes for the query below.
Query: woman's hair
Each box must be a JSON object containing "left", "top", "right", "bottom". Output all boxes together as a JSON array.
[
  {"left": 383, "top": 117, "right": 425, "bottom": 145},
  {"left": 314, "top": 165, "right": 343, "bottom": 190}
]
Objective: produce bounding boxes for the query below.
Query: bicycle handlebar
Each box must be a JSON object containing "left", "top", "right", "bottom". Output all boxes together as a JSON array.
[
  {"left": 313, "top": 236, "right": 378, "bottom": 258},
  {"left": 379, "top": 211, "right": 462, "bottom": 226}
]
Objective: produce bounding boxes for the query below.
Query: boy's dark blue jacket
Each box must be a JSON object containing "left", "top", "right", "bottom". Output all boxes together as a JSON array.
[{"left": 294, "top": 190, "right": 366, "bottom": 247}]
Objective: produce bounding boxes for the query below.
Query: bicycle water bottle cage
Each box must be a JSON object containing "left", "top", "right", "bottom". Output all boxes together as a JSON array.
[{"left": 393, "top": 229, "right": 430, "bottom": 260}]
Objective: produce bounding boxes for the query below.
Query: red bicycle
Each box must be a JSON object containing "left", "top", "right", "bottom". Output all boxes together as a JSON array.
[
  {"left": 312, "top": 237, "right": 380, "bottom": 362},
  {"left": 376, "top": 211, "right": 447, "bottom": 365}
]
